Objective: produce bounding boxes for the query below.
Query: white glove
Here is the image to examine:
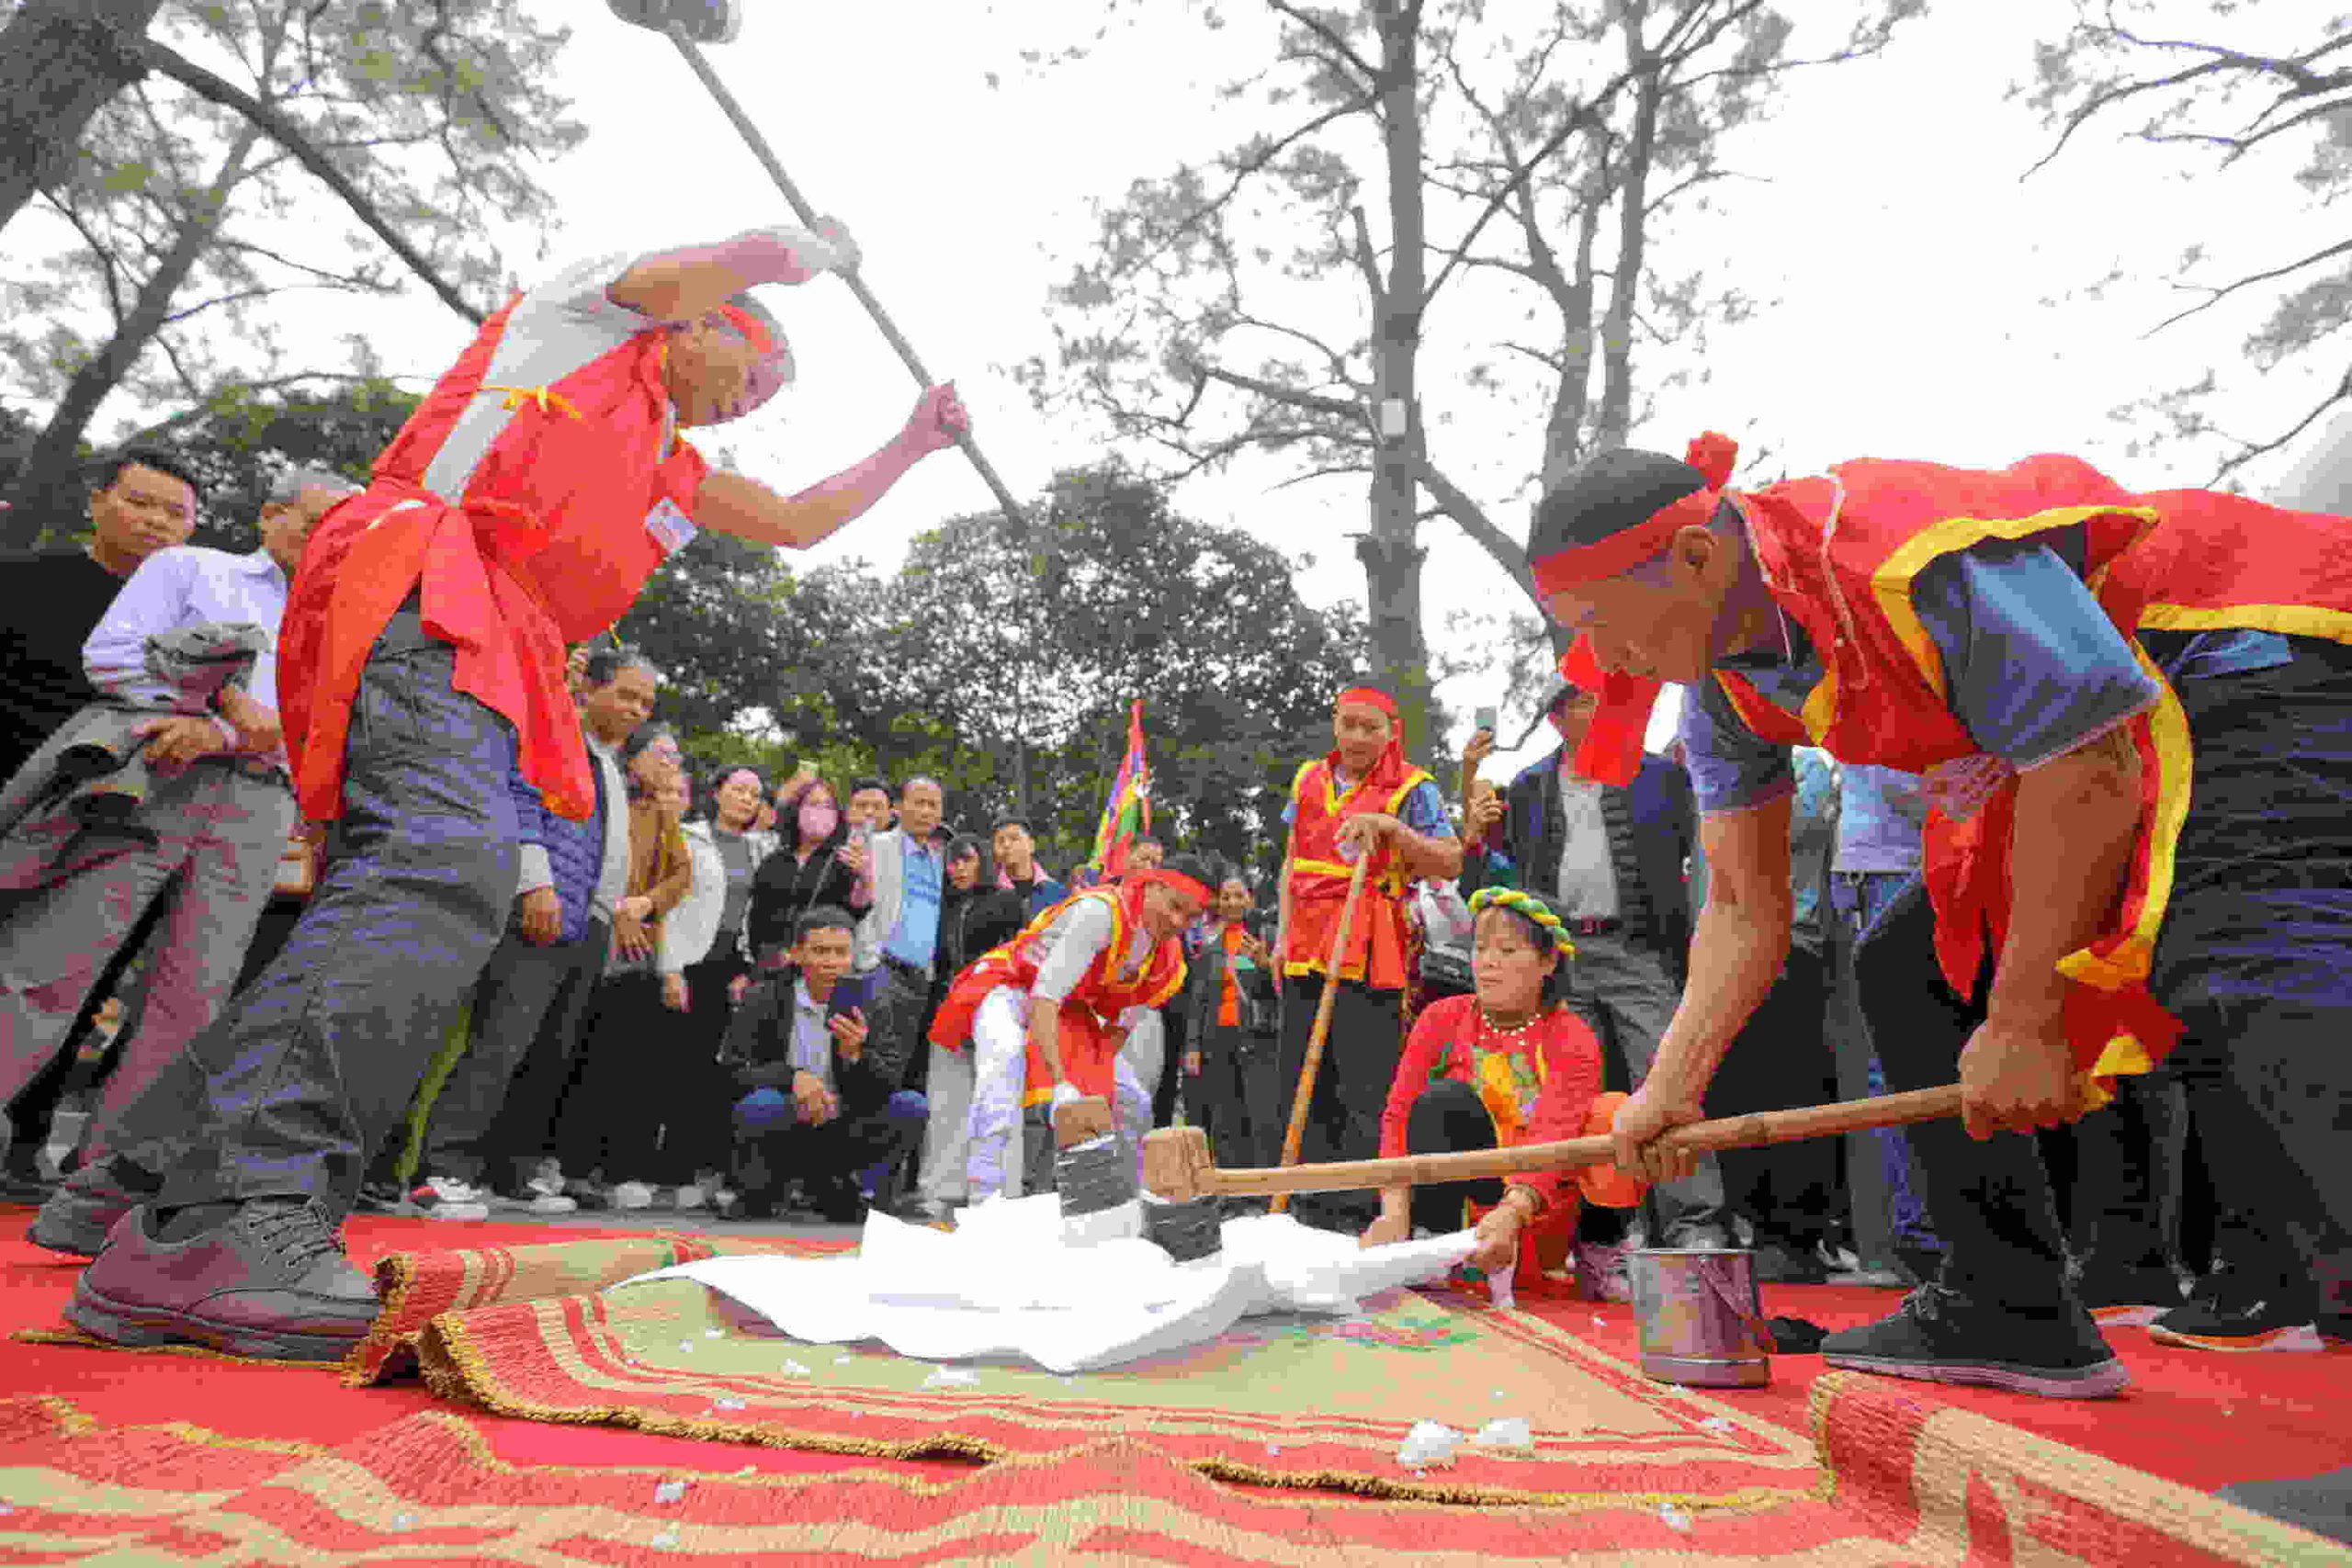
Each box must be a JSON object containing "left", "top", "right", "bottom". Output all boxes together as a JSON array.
[{"left": 1051, "top": 1080, "right": 1085, "bottom": 1108}]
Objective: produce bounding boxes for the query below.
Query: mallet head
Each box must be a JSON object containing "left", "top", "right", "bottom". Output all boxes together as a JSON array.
[
  {"left": 606, "top": 0, "right": 742, "bottom": 44},
  {"left": 1141, "top": 1126, "right": 1216, "bottom": 1202},
  {"left": 1052, "top": 1096, "right": 1116, "bottom": 1151}
]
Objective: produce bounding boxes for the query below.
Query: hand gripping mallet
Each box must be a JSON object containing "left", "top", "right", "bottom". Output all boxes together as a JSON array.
[
  {"left": 1145, "top": 1084, "right": 1967, "bottom": 1204},
  {"left": 1269, "top": 851, "right": 1375, "bottom": 1215},
  {"left": 605, "top": 0, "right": 1028, "bottom": 526}
]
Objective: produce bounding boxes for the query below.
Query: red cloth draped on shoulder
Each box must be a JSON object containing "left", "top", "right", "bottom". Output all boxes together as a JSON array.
[{"left": 279, "top": 296, "right": 707, "bottom": 823}]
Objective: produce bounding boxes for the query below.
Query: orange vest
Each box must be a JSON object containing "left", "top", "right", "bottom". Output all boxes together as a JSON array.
[
  {"left": 279, "top": 297, "right": 708, "bottom": 822},
  {"left": 1282, "top": 756, "right": 1433, "bottom": 989},
  {"left": 1707, "top": 454, "right": 2352, "bottom": 1085},
  {"left": 928, "top": 886, "right": 1189, "bottom": 1107}
]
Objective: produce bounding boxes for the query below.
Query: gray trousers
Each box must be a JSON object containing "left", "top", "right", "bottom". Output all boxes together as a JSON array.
[
  {"left": 417, "top": 918, "right": 607, "bottom": 1186},
  {"left": 0, "top": 756, "right": 294, "bottom": 1165},
  {"left": 1564, "top": 929, "right": 1728, "bottom": 1244},
  {"left": 62, "top": 608, "right": 520, "bottom": 1211}
]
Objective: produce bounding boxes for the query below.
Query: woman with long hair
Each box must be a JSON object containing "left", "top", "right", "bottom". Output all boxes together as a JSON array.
[
  {"left": 745, "top": 769, "right": 871, "bottom": 965},
  {"left": 1360, "top": 887, "right": 1645, "bottom": 1293}
]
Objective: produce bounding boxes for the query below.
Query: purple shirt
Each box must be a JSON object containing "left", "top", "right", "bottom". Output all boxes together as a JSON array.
[{"left": 1680, "top": 527, "right": 2163, "bottom": 815}]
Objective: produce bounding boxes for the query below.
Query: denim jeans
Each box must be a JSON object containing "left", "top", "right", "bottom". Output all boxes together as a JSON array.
[{"left": 95, "top": 608, "right": 521, "bottom": 1210}]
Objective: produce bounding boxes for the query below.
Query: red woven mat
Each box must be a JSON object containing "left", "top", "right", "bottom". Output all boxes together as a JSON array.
[{"left": 0, "top": 1388, "right": 2331, "bottom": 1565}]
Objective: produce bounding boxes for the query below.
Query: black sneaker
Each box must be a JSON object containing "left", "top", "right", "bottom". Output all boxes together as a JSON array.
[
  {"left": 2148, "top": 1271, "right": 2323, "bottom": 1353},
  {"left": 809, "top": 1178, "right": 866, "bottom": 1225},
  {"left": 1751, "top": 1240, "right": 1831, "bottom": 1285},
  {"left": 2075, "top": 1268, "right": 2185, "bottom": 1329},
  {"left": 1818, "top": 1282, "right": 2130, "bottom": 1398},
  {"left": 352, "top": 1181, "right": 407, "bottom": 1215},
  {"left": 65, "top": 1198, "right": 380, "bottom": 1361}
]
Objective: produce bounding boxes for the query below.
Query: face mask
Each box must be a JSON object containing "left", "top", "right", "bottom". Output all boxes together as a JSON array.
[{"left": 798, "top": 801, "right": 840, "bottom": 841}]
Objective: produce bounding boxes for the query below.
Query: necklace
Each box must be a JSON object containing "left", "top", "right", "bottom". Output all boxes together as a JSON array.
[{"left": 1476, "top": 1004, "right": 1541, "bottom": 1039}]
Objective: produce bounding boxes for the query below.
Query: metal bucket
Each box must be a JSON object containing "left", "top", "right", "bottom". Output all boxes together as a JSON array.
[{"left": 1627, "top": 1248, "right": 1773, "bottom": 1388}]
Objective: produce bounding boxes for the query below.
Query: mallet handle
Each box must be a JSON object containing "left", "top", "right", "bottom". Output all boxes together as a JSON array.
[
  {"left": 1270, "top": 852, "right": 1374, "bottom": 1215},
  {"left": 1215, "top": 1085, "right": 1965, "bottom": 1199},
  {"left": 664, "top": 30, "right": 1029, "bottom": 525}
]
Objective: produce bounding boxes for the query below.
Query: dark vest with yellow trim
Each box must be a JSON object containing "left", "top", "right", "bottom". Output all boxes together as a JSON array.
[
  {"left": 1708, "top": 453, "right": 2352, "bottom": 1081},
  {"left": 1283, "top": 755, "right": 1434, "bottom": 990}
]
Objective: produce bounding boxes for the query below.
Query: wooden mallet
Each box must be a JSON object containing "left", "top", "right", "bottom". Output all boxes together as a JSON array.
[
  {"left": 1145, "top": 1084, "right": 1965, "bottom": 1204},
  {"left": 1270, "top": 852, "right": 1375, "bottom": 1214}
]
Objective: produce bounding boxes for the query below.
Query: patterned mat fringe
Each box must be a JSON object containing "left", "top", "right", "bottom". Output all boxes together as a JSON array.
[{"left": 0, "top": 1392, "right": 2335, "bottom": 1565}]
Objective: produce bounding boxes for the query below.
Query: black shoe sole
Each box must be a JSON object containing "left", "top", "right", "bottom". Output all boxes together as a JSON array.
[
  {"left": 64, "top": 1280, "right": 370, "bottom": 1363},
  {"left": 1823, "top": 1348, "right": 2131, "bottom": 1399}
]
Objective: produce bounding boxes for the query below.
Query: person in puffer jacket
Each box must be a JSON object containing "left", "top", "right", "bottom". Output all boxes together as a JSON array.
[{"left": 390, "top": 648, "right": 653, "bottom": 1213}]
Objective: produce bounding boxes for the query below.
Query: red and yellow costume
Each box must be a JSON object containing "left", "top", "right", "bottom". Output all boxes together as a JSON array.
[
  {"left": 1283, "top": 689, "right": 1435, "bottom": 992},
  {"left": 929, "top": 879, "right": 1192, "bottom": 1108},
  {"left": 277, "top": 297, "right": 708, "bottom": 822},
  {"left": 1545, "top": 438, "right": 2352, "bottom": 1086},
  {"left": 1379, "top": 994, "right": 1644, "bottom": 1291}
]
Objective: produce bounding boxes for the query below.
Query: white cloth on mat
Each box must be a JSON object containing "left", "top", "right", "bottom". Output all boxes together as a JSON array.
[{"left": 620, "top": 1203, "right": 1479, "bottom": 1374}]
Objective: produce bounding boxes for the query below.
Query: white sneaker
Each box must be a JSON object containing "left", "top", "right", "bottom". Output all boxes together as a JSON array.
[
  {"left": 519, "top": 1173, "right": 577, "bottom": 1214},
  {"left": 612, "top": 1180, "right": 655, "bottom": 1211}
]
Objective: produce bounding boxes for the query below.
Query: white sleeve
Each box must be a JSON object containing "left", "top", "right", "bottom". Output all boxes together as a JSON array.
[{"left": 1028, "top": 899, "right": 1115, "bottom": 1002}]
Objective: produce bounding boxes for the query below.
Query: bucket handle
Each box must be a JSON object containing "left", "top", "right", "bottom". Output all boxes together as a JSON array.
[{"left": 1697, "top": 1256, "right": 1777, "bottom": 1354}]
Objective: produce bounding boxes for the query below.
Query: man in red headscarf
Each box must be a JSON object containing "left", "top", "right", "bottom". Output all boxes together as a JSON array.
[
  {"left": 931, "top": 853, "right": 1214, "bottom": 1201},
  {"left": 39, "top": 220, "right": 971, "bottom": 1361},
  {"left": 1274, "top": 686, "right": 1463, "bottom": 1233},
  {"left": 1530, "top": 433, "right": 2352, "bottom": 1397}
]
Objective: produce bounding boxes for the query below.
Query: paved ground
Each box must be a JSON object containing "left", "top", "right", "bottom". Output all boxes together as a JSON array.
[{"left": 18, "top": 1111, "right": 864, "bottom": 1246}]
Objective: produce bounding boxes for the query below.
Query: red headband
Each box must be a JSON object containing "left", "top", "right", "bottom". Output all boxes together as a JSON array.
[
  {"left": 1137, "top": 868, "right": 1212, "bottom": 905},
  {"left": 1335, "top": 686, "right": 1398, "bottom": 718},
  {"left": 1529, "top": 433, "right": 1739, "bottom": 595},
  {"left": 716, "top": 302, "right": 778, "bottom": 359}
]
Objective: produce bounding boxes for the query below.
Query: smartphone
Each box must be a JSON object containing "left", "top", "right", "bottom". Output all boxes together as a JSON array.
[
  {"left": 1472, "top": 705, "right": 1498, "bottom": 733},
  {"left": 830, "top": 968, "right": 884, "bottom": 1020}
]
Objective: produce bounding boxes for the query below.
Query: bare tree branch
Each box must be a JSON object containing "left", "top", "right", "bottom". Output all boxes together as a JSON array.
[
  {"left": 1196, "top": 360, "right": 1363, "bottom": 423},
  {"left": 1411, "top": 447, "right": 1536, "bottom": 603},
  {"left": 2211, "top": 363, "right": 2352, "bottom": 487},
  {"left": 1266, "top": 0, "right": 1380, "bottom": 87},
  {"left": 126, "top": 32, "right": 486, "bottom": 321},
  {"left": 2146, "top": 236, "right": 2352, "bottom": 336}
]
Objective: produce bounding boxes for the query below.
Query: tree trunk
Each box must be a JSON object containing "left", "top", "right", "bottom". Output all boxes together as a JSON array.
[
  {"left": 0, "top": 0, "right": 164, "bottom": 241},
  {"left": 1360, "top": 0, "right": 1437, "bottom": 744},
  {"left": 1597, "top": 2, "right": 1662, "bottom": 450},
  {"left": 6, "top": 118, "right": 266, "bottom": 541}
]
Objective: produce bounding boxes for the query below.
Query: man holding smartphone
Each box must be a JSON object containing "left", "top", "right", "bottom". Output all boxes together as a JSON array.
[{"left": 718, "top": 906, "right": 926, "bottom": 1222}]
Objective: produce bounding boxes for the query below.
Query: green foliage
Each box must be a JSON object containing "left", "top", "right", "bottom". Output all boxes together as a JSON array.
[
  {"left": 612, "top": 462, "right": 1364, "bottom": 885},
  {"left": 0, "top": 0, "right": 583, "bottom": 533},
  {"left": 28, "top": 375, "right": 417, "bottom": 547}
]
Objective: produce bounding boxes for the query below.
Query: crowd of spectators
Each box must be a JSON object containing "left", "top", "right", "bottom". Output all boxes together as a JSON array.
[{"left": 0, "top": 447, "right": 2312, "bottom": 1355}]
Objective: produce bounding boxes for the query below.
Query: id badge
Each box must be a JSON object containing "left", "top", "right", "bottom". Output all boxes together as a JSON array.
[{"left": 646, "top": 497, "right": 698, "bottom": 557}]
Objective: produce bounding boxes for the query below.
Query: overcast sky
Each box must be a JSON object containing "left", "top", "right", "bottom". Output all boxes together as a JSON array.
[{"left": 51, "top": 0, "right": 2346, "bottom": 784}]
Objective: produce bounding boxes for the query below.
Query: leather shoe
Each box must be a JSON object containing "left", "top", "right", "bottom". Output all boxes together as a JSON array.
[
  {"left": 66, "top": 1198, "right": 379, "bottom": 1361},
  {"left": 28, "top": 1158, "right": 152, "bottom": 1257}
]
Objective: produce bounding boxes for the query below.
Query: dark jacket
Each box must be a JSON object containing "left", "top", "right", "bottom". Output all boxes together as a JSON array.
[
  {"left": 747, "top": 843, "right": 868, "bottom": 960},
  {"left": 1005, "top": 870, "right": 1069, "bottom": 919},
  {"left": 509, "top": 737, "right": 608, "bottom": 944},
  {"left": 1182, "top": 922, "right": 1280, "bottom": 1053},
  {"left": 720, "top": 964, "right": 916, "bottom": 1115},
  {"left": 1461, "top": 747, "right": 1696, "bottom": 966}
]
